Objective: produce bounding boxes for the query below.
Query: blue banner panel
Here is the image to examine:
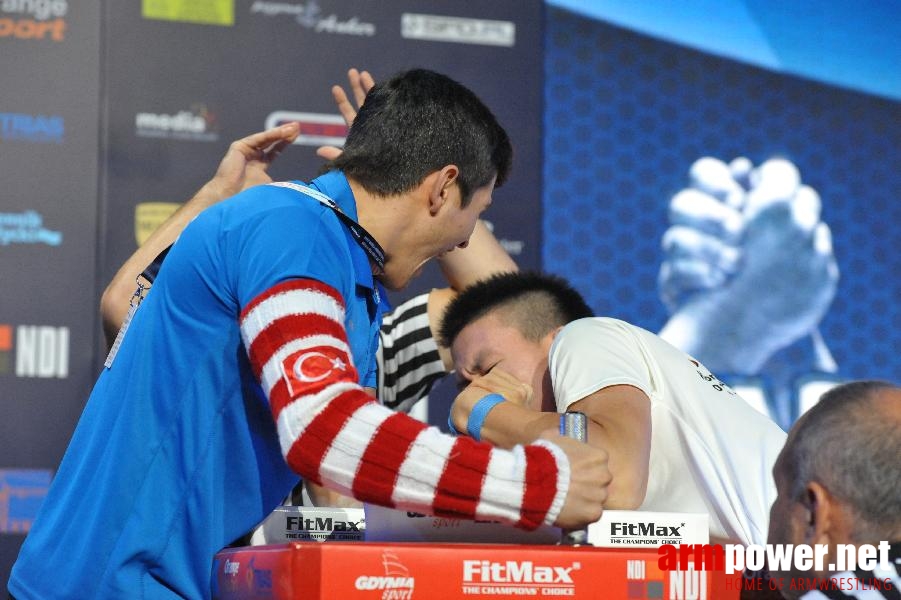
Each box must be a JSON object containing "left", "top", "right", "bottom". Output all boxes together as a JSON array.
[{"left": 543, "top": 7, "right": 900, "bottom": 429}]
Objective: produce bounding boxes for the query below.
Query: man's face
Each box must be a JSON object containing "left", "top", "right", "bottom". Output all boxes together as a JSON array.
[
  {"left": 379, "top": 179, "right": 495, "bottom": 291},
  {"left": 450, "top": 311, "right": 555, "bottom": 411}
]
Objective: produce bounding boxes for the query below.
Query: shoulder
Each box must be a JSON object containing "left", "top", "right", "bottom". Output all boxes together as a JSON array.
[{"left": 554, "top": 317, "right": 641, "bottom": 352}]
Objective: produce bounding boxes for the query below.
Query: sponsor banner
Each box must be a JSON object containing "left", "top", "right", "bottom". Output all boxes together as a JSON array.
[
  {"left": 0, "top": 469, "right": 52, "bottom": 534},
  {"left": 0, "top": 324, "right": 69, "bottom": 379},
  {"left": 135, "top": 202, "right": 180, "bottom": 245},
  {"left": 141, "top": 0, "right": 234, "bottom": 26},
  {"left": 0, "top": 113, "right": 64, "bottom": 144},
  {"left": 249, "top": 1, "right": 376, "bottom": 37},
  {"left": 0, "top": 210, "right": 62, "bottom": 246},
  {"left": 401, "top": 13, "right": 516, "bottom": 47},
  {"left": 0, "top": 0, "right": 67, "bottom": 41},
  {"left": 255, "top": 506, "right": 365, "bottom": 544},
  {"left": 212, "top": 542, "right": 739, "bottom": 599},
  {"left": 265, "top": 111, "right": 348, "bottom": 147},
  {"left": 135, "top": 105, "right": 219, "bottom": 142}
]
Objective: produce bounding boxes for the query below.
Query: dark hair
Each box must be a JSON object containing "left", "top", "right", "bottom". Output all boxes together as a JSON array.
[
  {"left": 439, "top": 271, "right": 594, "bottom": 347},
  {"left": 782, "top": 380, "right": 901, "bottom": 540},
  {"left": 328, "top": 68, "right": 512, "bottom": 206}
]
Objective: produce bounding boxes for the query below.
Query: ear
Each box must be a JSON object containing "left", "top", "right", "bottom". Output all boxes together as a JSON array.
[
  {"left": 539, "top": 326, "right": 564, "bottom": 354},
  {"left": 803, "top": 481, "right": 837, "bottom": 545},
  {"left": 428, "top": 165, "right": 460, "bottom": 215}
]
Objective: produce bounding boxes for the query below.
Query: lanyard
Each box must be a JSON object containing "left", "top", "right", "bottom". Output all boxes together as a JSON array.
[{"left": 269, "top": 181, "right": 386, "bottom": 274}]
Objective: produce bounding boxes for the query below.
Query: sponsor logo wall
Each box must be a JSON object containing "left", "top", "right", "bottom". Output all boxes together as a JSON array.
[
  {"left": 0, "top": 0, "right": 101, "bottom": 585},
  {"left": 0, "top": 0, "right": 542, "bottom": 584}
]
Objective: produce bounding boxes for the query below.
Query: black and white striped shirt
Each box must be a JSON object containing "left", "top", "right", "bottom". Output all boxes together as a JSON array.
[{"left": 376, "top": 293, "right": 447, "bottom": 413}]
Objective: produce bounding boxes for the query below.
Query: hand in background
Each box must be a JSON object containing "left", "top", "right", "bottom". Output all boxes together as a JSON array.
[
  {"left": 193, "top": 123, "right": 301, "bottom": 208},
  {"left": 316, "top": 68, "right": 376, "bottom": 161},
  {"left": 658, "top": 157, "right": 839, "bottom": 375}
]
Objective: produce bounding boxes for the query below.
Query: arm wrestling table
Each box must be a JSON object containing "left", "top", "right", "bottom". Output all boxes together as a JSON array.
[{"left": 212, "top": 541, "right": 743, "bottom": 599}]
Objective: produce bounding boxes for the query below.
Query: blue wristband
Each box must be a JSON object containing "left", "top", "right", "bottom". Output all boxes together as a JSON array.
[
  {"left": 466, "top": 394, "right": 506, "bottom": 441},
  {"left": 447, "top": 413, "right": 462, "bottom": 436}
]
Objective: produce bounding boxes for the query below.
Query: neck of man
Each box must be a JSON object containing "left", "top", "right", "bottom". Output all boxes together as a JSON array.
[{"left": 348, "top": 177, "right": 420, "bottom": 264}]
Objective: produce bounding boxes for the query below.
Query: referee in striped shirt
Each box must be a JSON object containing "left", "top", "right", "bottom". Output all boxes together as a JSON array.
[{"left": 766, "top": 380, "right": 901, "bottom": 599}]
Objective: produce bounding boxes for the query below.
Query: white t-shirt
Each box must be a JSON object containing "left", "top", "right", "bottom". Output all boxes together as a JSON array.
[{"left": 549, "top": 317, "right": 785, "bottom": 545}]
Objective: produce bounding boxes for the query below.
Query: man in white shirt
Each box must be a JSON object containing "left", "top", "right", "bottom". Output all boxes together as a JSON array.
[{"left": 443, "top": 271, "right": 786, "bottom": 545}]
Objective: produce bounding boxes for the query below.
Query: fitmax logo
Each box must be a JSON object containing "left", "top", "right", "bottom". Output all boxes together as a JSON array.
[
  {"left": 612, "top": 522, "right": 685, "bottom": 537},
  {"left": 285, "top": 516, "right": 362, "bottom": 532},
  {"left": 463, "top": 560, "right": 577, "bottom": 584}
]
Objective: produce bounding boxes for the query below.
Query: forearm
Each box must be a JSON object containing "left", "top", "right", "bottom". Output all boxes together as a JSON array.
[
  {"left": 241, "top": 278, "right": 569, "bottom": 529},
  {"left": 294, "top": 393, "right": 568, "bottom": 528},
  {"left": 437, "top": 220, "right": 517, "bottom": 291}
]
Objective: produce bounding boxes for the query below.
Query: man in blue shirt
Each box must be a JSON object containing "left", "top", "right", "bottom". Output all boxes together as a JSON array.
[{"left": 8, "top": 69, "right": 609, "bottom": 599}]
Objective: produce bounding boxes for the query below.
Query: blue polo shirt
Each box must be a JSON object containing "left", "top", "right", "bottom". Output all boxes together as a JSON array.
[{"left": 9, "top": 171, "right": 387, "bottom": 599}]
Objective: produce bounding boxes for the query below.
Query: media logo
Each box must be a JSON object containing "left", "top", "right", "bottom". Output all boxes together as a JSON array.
[
  {"left": 354, "top": 551, "right": 415, "bottom": 599},
  {"left": 0, "top": 113, "right": 64, "bottom": 144},
  {"left": 401, "top": 13, "right": 515, "bottom": 47},
  {"left": 250, "top": 1, "right": 375, "bottom": 36},
  {"left": 0, "top": 324, "right": 69, "bottom": 379},
  {"left": 462, "top": 559, "right": 579, "bottom": 596},
  {"left": 0, "top": 469, "right": 52, "bottom": 534},
  {"left": 0, "top": 211, "right": 62, "bottom": 246},
  {"left": 135, "top": 105, "right": 219, "bottom": 142},
  {"left": 265, "top": 111, "right": 348, "bottom": 147},
  {"left": 141, "top": 0, "right": 234, "bottom": 26},
  {"left": 0, "top": 0, "right": 67, "bottom": 41},
  {"left": 135, "top": 202, "right": 181, "bottom": 245}
]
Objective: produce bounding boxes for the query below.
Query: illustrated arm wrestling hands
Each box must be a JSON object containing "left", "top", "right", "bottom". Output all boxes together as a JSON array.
[
  {"left": 657, "top": 156, "right": 839, "bottom": 375},
  {"left": 450, "top": 366, "right": 648, "bottom": 512}
]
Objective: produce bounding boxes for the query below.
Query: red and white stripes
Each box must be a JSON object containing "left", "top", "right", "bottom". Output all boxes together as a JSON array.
[{"left": 240, "top": 277, "right": 569, "bottom": 529}]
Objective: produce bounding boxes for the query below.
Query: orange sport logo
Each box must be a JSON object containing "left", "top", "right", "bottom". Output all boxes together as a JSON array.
[{"left": 0, "top": 0, "right": 68, "bottom": 41}]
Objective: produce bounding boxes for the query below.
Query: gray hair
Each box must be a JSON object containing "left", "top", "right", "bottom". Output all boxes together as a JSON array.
[{"left": 782, "top": 380, "right": 901, "bottom": 541}]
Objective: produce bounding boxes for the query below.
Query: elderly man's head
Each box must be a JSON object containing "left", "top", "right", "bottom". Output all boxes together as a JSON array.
[{"left": 767, "top": 380, "right": 901, "bottom": 598}]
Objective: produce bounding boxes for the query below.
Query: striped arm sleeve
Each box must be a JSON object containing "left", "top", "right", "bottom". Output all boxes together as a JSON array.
[{"left": 240, "top": 278, "right": 570, "bottom": 529}]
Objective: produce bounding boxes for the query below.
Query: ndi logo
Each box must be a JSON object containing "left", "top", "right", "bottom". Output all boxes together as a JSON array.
[
  {"left": 0, "top": 113, "right": 64, "bottom": 143},
  {"left": 0, "top": 324, "right": 69, "bottom": 378}
]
